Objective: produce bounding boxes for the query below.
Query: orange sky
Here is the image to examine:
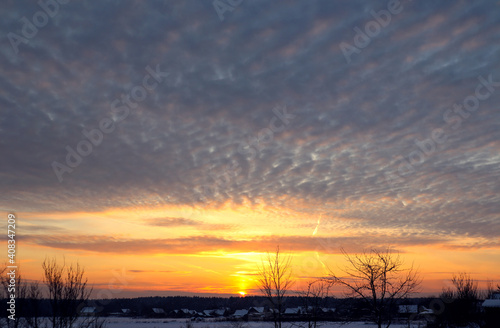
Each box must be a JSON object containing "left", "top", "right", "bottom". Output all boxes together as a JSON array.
[
  {"left": 2, "top": 0, "right": 500, "bottom": 301},
  {"left": 10, "top": 200, "right": 500, "bottom": 298}
]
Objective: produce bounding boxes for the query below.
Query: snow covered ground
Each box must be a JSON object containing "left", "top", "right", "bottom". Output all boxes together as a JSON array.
[
  {"left": 0, "top": 318, "right": 428, "bottom": 328},
  {"left": 102, "top": 318, "right": 427, "bottom": 328}
]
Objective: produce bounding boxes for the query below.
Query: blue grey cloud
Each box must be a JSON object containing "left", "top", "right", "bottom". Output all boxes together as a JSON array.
[{"left": 1, "top": 0, "right": 499, "bottom": 247}]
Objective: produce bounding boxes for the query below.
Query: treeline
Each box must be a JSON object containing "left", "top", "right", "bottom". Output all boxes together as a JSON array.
[
  {"left": 2, "top": 252, "right": 499, "bottom": 328},
  {"left": 85, "top": 295, "right": 435, "bottom": 319},
  {"left": 64, "top": 295, "right": 335, "bottom": 315},
  {"left": 1, "top": 294, "right": 432, "bottom": 318},
  {"left": 0, "top": 295, "right": 333, "bottom": 316}
]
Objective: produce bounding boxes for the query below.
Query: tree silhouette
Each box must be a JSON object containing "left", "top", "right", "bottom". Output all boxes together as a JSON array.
[
  {"left": 327, "top": 248, "right": 420, "bottom": 328},
  {"left": 42, "top": 257, "right": 92, "bottom": 328},
  {"left": 256, "top": 246, "right": 294, "bottom": 328},
  {"left": 439, "top": 272, "right": 480, "bottom": 327}
]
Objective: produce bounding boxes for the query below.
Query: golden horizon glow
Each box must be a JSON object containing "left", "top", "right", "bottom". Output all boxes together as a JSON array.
[
  {"left": 3, "top": 0, "right": 500, "bottom": 304},
  {"left": 12, "top": 199, "right": 500, "bottom": 297}
]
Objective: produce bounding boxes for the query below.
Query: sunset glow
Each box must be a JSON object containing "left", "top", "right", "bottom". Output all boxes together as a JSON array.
[
  {"left": 12, "top": 200, "right": 500, "bottom": 297},
  {"left": 2, "top": 1, "right": 500, "bottom": 299}
]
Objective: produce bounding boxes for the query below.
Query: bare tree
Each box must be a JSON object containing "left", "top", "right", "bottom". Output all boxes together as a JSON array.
[
  {"left": 1, "top": 269, "right": 30, "bottom": 328},
  {"left": 0, "top": 265, "right": 7, "bottom": 328},
  {"left": 298, "top": 280, "right": 331, "bottom": 328},
  {"left": 42, "top": 257, "right": 92, "bottom": 328},
  {"left": 439, "top": 272, "right": 480, "bottom": 327},
  {"left": 485, "top": 280, "right": 495, "bottom": 299},
  {"left": 0, "top": 269, "right": 42, "bottom": 328},
  {"left": 257, "top": 246, "right": 294, "bottom": 328},
  {"left": 451, "top": 272, "right": 478, "bottom": 300},
  {"left": 327, "top": 248, "right": 421, "bottom": 328}
]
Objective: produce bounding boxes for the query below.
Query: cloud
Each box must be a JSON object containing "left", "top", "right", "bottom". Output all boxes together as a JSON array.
[
  {"left": 22, "top": 233, "right": 449, "bottom": 255},
  {"left": 147, "top": 217, "right": 199, "bottom": 227},
  {"left": 127, "top": 269, "right": 176, "bottom": 273},
  {"left": 0, "top": 0, "right": 499, "bottom": 252},
  {"left": 144, "top": 217, "right": 235, "bottom": 231}
]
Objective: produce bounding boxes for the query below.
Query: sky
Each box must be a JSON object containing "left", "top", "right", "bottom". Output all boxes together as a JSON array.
[{"left": 1, "top": 0, "right": 500, "bottom": 298}]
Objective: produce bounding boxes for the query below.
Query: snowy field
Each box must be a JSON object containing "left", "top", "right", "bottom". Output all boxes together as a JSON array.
[
  {"left": 0, "top": 318, "right": 428, "bottom": 328},
  {"left": 102, "top": 318, "right": 427, "bottom": 328}
]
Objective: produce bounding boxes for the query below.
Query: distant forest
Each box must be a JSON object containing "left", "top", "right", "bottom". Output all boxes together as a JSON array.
[{"left": 3, "top": 295, "right": 434, "bottom": 318}]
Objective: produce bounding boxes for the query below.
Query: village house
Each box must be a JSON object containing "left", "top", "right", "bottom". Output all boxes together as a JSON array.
[{"left": 483, "top": 292, "right": 500, "bottom": 328}]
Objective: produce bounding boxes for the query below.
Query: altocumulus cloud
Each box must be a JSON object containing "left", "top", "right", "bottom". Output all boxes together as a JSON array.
[
  {"left": 17, "top": 233, "right": 449, "bottom": 255},
  {"left": 0, "top": 0, "right": 499, "bottom": 250}
]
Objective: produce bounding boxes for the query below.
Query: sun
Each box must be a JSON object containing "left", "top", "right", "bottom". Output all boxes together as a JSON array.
[{"left": 238, "top": 291, "right": 247, "bottom": 297}]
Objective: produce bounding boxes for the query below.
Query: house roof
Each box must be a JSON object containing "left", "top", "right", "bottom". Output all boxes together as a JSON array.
[
  {"left": 284, "top": 307, "right": 301, "bottom": 314},
  {"left": 81, "top": 307, "right": 96, "bottom": 314},
  {"left": 249, "top": 306, "right": 265, "bottom": 313},
  {"left": 233, "top": 309, "right": 248, "bottom": 317},
  {"left": 152, "top": 308, "right": 165, "bottom": 314},
  {"left": 180, "top": 309, "right": 196, "bottom": 314},
  {"left": 483, "top": 299, "right": 500, "bottom": 308},
  {"left": 214, "top": 309, "right": 226, "bottom": 316},
  {"left": 419, "top": 306, "right": 434, "bottom": 314}
]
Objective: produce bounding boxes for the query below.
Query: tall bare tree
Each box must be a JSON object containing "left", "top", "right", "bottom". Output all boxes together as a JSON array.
[
  {"left": 256, "top": 246, "right": 294, "bottom": 328},
  {"left": 327, "top": 248, "right": 420, "bottom": 328},
  {"left": 42, "top": 257, "right": 92, "bottom": 328}
]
